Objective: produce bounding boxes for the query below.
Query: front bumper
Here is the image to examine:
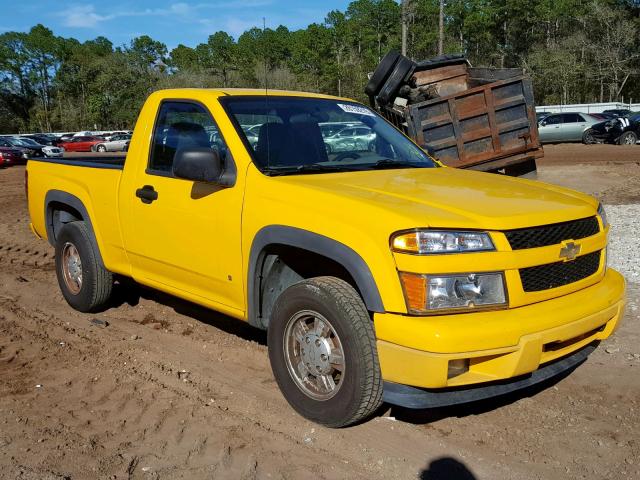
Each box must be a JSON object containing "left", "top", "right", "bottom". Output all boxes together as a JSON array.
[
  {"left": 375, "top": 268, "right": 625, "bottom": 396},
  {"left": 383, "top": 343, "right": 596, "bottom": 408}
]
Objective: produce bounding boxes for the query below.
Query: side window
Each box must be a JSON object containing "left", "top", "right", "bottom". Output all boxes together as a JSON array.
[
  {"left": 561, "top": 113, "right": 580, "bottom": 123},
  {"left": 544, "top": 115, "right": 561, "bottom": 125},
  {"left": 149, "top": 101, "right": 226, "bottom": 174}
]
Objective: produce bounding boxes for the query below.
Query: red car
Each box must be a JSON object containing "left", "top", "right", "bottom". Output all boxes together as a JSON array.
[
  {"left": 59, "top": 136, "right": 103, "bottom": 152},
  {"left": 0, "top": 146, "right": 23, "bottom": 167}
]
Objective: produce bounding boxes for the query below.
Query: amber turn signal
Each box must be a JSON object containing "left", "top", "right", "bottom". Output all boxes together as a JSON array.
[{"left": 398, "top": 272, "right": 427, "bottom": 313}]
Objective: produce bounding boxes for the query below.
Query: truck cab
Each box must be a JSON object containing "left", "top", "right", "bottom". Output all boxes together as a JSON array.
[{"left": 26, "top": 88, "right": 625, "bottom": 427}]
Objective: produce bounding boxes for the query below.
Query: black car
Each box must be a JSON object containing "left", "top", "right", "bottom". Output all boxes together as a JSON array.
[
  {"left": 602, "top": 109, "right": 632, "bottom": 118},
  {"left": 22, "top": 134, "right": 62, "bottom": 147},
  {"left": 586, "top": 115, "right": 639, "bottom": 145}
]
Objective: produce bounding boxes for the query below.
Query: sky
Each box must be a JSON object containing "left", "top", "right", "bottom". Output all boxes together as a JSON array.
[{"left": 0, "top": 0, "right": 352, "bottom": 49}]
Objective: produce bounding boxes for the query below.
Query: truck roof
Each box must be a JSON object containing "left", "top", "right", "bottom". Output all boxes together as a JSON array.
[{"left": 151, "top": 88, "right": 351, "bottom": 102}]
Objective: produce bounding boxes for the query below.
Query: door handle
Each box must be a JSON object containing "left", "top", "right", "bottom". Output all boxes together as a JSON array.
[{"left": 136, "top": 185, "right": 158, "bottom": 204}]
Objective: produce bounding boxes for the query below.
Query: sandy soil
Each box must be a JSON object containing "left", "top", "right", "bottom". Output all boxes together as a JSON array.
[{"left": 1, "top": 144, "right": 639, "bottom": 479}]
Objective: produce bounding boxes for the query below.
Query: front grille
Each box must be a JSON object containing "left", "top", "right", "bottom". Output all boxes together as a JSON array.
[
  {"left": 505, "top": 216, "right": 599, "bottom": 250},
  {"left": 519, "top": 250, "right": 601, "bottom": 292}
]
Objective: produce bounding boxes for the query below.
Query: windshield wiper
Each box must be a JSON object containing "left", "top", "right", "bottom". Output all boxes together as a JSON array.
[
  {"left": 296, "top": 163, "right": 344, "bottom": 173},
  {"left": 370, "top": 159, "right": 423, "bottom": 169},
  {"left": 262, "top": 163, "right": 348, "bottom": 176}
]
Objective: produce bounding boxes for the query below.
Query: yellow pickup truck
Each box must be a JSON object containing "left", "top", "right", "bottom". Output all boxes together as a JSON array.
[{"left": 26, "top": 89, "right": 625, "bottom": 427}]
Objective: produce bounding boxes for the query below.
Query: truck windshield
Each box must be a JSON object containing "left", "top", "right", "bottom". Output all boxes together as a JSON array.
[{"left": 220, "top": 96, "right": 437, "bottom": 175}]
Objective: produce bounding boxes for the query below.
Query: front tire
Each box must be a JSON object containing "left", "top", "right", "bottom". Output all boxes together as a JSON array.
[
  {"left": 582, "top": 129, "right": 597, "bottom": 144},
  {"left": 55, "top": 221, "right": 113, "bottom": 312},
  {"left": 267, "top": 277, "right": 382, "bottom": 427},
  {"left": 96, "top": 145, "right": 107, "bottom": 152},
  {"left": 618, "top": 131, "right": 637, "bottom": 145}
]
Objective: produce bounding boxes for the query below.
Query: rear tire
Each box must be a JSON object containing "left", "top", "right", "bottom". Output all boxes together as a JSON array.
[
  {"left": 97, "top": 145, "right": 107, "bottom": 152},
  {"left": 267, "top": 277, "right": 382, "bottom": 428},
  {"left": 55, "top": 221, "right": 113, "bottom": 313},
  {"left": 617, "top": 131, "right": 637, "bottom": 145}
]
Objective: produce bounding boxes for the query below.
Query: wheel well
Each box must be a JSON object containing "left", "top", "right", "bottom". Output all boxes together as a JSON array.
[
  {"left": 48, "top": 201, "right": 83, "bottom": 244},
  {"left": 256, "top": 244, "right": 362, "bottom": 329}
]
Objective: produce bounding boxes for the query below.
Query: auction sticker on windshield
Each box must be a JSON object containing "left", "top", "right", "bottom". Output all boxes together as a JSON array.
[{"left": 337, "top": 103, "right": 375, "bottom": 116}]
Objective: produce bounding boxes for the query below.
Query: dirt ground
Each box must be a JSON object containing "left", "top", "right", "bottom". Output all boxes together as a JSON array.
[{"left": 1, "top": 143, "right": 639, "bottom": 480}]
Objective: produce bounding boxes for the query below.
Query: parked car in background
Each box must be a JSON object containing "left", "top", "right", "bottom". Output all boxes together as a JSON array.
[
  {"left": 587, "top": 115, "right": 640, "bottom": 145},
  {"left": 22, "top": 134, "right": 61, "bottom": 147},
  {"left": 320, "top": 121, "right": 360, "bottom": 138},
  {"left": 102, "top": 131, "right": 129, "bottom": 141},
  {"left": 324, "top": 125, "right": 376, "bottom": 153},
  {"left": 537, "top": 112, "right": 601, "bottom": 143},
  {"left": 0, "top": 137, "right": 46, "bottom": 160},
  {"left": 0, "top": 146, "right": 22, "bottom": 167},
  {"left": 92, "top": 134, "right": 131, "bottom": 152},
  {"left": 60, "top": 136, "right": 103, "bottom": 152},
  {"left": 603, "top": 109, "right": 632, "bottom": 117},
  {"left": 13, "top": 137, "right": 63, "bottom": 158}
]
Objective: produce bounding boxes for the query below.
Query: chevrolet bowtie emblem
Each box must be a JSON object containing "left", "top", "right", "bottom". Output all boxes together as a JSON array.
[{"left": 559, "top": 242, "right": 581, "bottom": 261}]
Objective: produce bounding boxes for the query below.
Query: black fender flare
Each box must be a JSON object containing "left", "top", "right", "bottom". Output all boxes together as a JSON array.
[
  {"left": 44, "top": 190, "right": 105, "bottom": 267},
  {"left": 248, "top": 225, "right": 385, "bottom": 329}
]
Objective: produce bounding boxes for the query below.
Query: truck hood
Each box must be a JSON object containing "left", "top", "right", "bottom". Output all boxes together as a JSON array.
[{"left": 279, "top": 167, "right": 597, "bottom": 231}]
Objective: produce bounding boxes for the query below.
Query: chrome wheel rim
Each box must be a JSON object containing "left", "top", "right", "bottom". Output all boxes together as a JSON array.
[
  {"left": 283, "top": 310, "right": 345, "bottom": 401},
  {"left": 62, "top": 242, "right": 82, "bottom": 294},
  {"left": 624, "top": 134, "right": 635, "bottom": 145}
]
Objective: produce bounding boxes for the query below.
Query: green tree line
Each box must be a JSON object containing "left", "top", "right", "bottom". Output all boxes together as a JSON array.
[{"left": 0, "top": 0, "right": 638, "bottom": 133}]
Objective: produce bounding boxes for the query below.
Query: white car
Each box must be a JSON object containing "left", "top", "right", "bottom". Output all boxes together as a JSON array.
[
  {"left": 92, "top": 134, "right": 131, "bottom": 152},
  {"left": 42, "top": 145, "right": 64, "bottom": 158}
]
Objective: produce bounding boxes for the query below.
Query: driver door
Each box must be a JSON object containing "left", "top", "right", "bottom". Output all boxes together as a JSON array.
[
  {"left": 125, "top": 100, "right": 245, "bottom": 313},
  {"left": 538, "top": 114, "right": 562, "bottom": 143}
]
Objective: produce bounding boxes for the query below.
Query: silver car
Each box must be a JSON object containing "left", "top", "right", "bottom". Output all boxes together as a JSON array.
[
  {"left": 538, "top": 112, "right": 601, "bottom": 143},
  {"left": 324, "top": 126, "right": 376, "bottom": 153},
  {"left": 93, "top": 134, "right": 131, "bottom": 152}
]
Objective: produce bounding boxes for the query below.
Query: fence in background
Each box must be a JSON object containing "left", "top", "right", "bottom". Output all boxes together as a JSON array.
[{"left": 536, "top": 102, "right": 640, "bottom": 114}]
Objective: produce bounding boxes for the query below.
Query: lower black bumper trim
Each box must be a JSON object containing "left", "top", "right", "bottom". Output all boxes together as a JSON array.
[{"left": 382, "top": 343, "right": 597, "bottom": 409}]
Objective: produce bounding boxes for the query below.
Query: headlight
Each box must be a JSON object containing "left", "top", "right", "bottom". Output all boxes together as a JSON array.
[
  {"left": 399, "top": 272, "right": 507, "bottom": 314},
  {"left": 597, "top": 203, "right": 608, "bottom": 228},
  {"left": 391, "top": 230, "right": 494, "bottom": 254}
]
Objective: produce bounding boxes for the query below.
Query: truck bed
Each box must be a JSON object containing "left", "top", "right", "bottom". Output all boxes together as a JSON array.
[
  {"left": 26, "top": 156, "right": 128, "bottom": 276},
  {"left": 30, "top": 155, "right": 126, "bottom": 170}
]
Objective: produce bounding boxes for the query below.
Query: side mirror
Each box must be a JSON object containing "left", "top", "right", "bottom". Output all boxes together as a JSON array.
[
  {"left": 539, "top": 120, "right": 547, "bottom": 127},
  {"left": 173, "top": 147, "right": 235, "bottom": 186}
]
